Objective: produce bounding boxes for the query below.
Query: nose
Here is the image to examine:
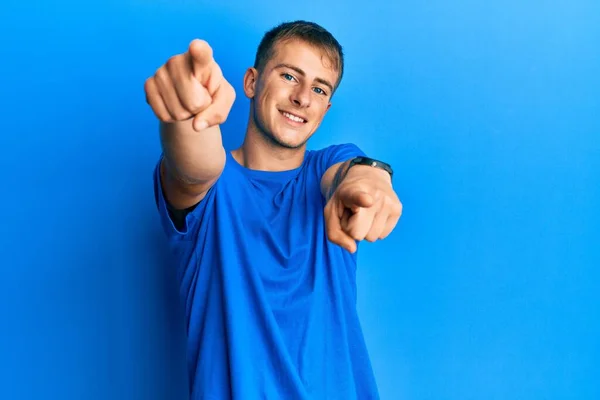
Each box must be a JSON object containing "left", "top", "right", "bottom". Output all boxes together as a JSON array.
[{"left": 290, "top": 84, "right": 311, "bottom": 108}]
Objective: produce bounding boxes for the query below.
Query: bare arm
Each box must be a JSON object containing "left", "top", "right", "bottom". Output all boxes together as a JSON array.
[
  {"left": 159, "top": 121, "right": 225, "bottom": 209},
  {"left": 145, "top": 39, "right": 235, "bottom": 210},
  {"left": 320, "top": 160, "right": 351, "bottom": 201}
]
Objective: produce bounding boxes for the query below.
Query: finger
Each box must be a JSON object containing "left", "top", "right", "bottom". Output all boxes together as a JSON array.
[
  {"left": 380, "top": 213, "right": 401, "bottom": 239},
  {"left": 144, "top": 77, "right": 172, "bottom": 122},
  {"left": 204, "top": 60, "right": 224, "bottom": 96},
  {"left": 379, "top": 199, "right": 403, "bottom": 239},
  {"left": 193, "top": 80, "right": 236, "bottom": 131},
  {"left": 154, "top": 67, "right": 192, "bottom": 121},
  {"left": 340, "top": 207, "right": 352, "bottom": 230},
  {"left": 174, "top": 77, "right": 212, "bottom": 117},
  {"left": 342, "top": 189, "right": 374, "bottom": 211},
  {"left": 344, "top": 207, "right": 376, "bottom": 241},
  {"left": 325, "top": 201, "right": 357, "bottom": 253},
  {"left": 165, "top": 54, "right": 213, "bottom": 115},
  {"left": 364, "top": 211, "right": 388, "bottom": 242},
  {"left": 188, "top": 39, "right": 214, "bottom": 80}
]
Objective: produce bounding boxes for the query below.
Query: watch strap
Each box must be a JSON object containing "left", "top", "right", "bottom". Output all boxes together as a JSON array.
[{"left": 348, "top": 156, "right": 393, "bottom": 179}]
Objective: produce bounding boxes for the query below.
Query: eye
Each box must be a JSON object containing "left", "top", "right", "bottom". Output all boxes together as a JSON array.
[
  {"left": 282, "top": 73, "right": 296, "bottom": 82},
  {"left": 313, "top": 87, "right": 327, "bottom": 96}
]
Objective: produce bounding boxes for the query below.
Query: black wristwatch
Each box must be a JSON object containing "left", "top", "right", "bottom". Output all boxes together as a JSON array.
[{"left": 348, "top": 156, "right": 393, "bottom": 179}]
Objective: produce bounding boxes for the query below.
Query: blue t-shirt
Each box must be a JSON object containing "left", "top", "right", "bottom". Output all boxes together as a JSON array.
[{"left": 153, "top": 143, "right": 380, "bottom": 400}]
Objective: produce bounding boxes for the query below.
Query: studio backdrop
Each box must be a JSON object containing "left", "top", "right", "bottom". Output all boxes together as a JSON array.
[{"left": 1, "top": 0, "right": 598, "bottom": 399}]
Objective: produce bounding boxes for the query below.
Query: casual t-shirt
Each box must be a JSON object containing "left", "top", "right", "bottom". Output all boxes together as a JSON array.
[{"left": 153, "top": 143, "right": 380, "bottom": 400}]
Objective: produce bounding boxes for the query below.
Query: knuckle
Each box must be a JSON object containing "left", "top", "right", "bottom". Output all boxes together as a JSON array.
[
  {"left": 199, "top": 91, "right": 213, "bottom": 107},
  {"left": 325, "top": 229, "right": 337, "bottom": 243},
  {"left": 144, "top": 76, "right": 153, "bottom": 91},
  {"left": 174, "top": 110, "right": 191, "bottom": 121},
  {"left": 212, "top": 110, "right": 226, "bottom": 124},
  {"left": 144, "top": 78, "right": 155, "bottom": 102},
  {"left": 152, "top": 106, "right": 170, "bottom": 122},
  {"left": 184, "top": 97, "right": 205, "bottom": 114},
  {"left": 394, "top": 201, "right": 403, "bottom": 217},
  {"left": 205, "top": 107, "right": 225, "bottom": 124},
  {"left": 155, "top": 66, "right": 168, "bottom": 83},
  {"left": 158, "top": 112, "right": 172, "bottom": 123},
  {"left": 347, "top": 228, "right": 360, "bottom": 240},
  {"left": 165, "top": 55, "right": 179, "bottom": 72},
  {"left": 365, "top": 234, "right": 377, "bottom": 243},
  {"left": 326, "top": 230, "right": 334, "bottom": 242},
  {"left": 383, "top": 195, "right": 402, "bottom": 215},
  {"left": 324, "top": 224, "right": 338, "bottom": 240},
  {"left": 381, "top": 193, "right": 392, "bottom": 205},
  {"left": 227, "top": 82, "right": 237, "bottom": 101}
]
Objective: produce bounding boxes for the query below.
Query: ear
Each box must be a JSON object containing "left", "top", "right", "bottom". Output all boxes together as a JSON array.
[
  {"left": 325, "top": 102, "right": 332, "bottom": 113},
  {"left": 243, "top": 67, "right": 259, "bottom": 99}
]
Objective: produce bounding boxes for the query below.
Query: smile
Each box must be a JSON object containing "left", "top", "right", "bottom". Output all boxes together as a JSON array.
[{"left": 280, "top": 110, "right": 307, "bottom": 123}]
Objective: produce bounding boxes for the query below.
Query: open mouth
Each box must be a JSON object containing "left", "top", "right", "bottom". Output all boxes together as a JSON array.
[{"left": 280, "top": 110, "right": 307, "bottom": 124}]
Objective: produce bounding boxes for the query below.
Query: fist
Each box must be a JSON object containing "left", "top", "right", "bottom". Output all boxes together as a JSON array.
[
  {"left": 144, "top": 39, "right": 236, "bottom": 131},
  {"left": 324, "top": 168, "right": 402, "bottom": 253}
]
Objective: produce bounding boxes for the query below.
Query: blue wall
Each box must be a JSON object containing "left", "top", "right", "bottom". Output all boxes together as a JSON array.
[{"left": 2, "top": 1, "right": 598, "bottom": 399}]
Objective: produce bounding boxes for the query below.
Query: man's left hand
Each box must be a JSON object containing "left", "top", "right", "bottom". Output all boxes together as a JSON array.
[{"left": 324, "top": 165, "right": 403, "bottom": 253}]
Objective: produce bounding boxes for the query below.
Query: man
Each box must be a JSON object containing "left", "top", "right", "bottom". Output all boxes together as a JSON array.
[{"left": 145, "top": 20, "right": 402, "bottom": 399}]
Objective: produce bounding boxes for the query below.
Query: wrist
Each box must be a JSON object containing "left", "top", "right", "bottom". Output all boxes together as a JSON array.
[{"left": 346, "top": 163, "right": 392, "bottom": 184}]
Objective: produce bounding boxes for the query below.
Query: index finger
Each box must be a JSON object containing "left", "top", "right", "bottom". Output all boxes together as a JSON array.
[
  {"left": 188, "top": 39, "right": 214, "bottom": 76},
  {"left": 341, "top": 188, "right": 374, "bottom": 212}
]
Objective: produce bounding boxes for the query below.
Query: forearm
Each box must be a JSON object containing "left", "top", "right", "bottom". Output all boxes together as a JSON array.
[
  {"left": 159, "top": 119, "right": 226, "bottom": 185},
  {"left": 346, "top": 164, "right": 392, "bottom": 184},
  {"left": 325, "top": 161, "right": 392, "bottom": 201},
  {"left": 324, "top": 160, "right": 351, "bottom": 201}
]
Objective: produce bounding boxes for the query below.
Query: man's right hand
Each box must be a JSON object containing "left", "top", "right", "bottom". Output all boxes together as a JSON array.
[{"left": 144, "top": 39, "right": 236, "bottom": 131}]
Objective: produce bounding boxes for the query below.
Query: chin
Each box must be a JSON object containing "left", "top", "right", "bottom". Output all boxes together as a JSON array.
[
  {"left": 270, "top": 129, "right": 312, "bottom": 149},
  {"left": 268, "top": 134, "right": 307, "bottom": 149}
]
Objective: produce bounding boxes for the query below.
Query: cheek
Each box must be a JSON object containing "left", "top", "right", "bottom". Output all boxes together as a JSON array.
[
  {"left": 255, "top": 90, "right": 270, "bottom": 116},
  {"left": 258, "top": 86, "right": 278, "bottom": 107},
  {"left": 311, "top": 104, "right": 329, "bottom": 124}
]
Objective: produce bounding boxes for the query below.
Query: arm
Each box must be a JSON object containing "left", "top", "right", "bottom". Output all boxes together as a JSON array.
[
  {"left": 321, "top": 159, "right": 391, "bottom": 201},
  {"left": 322, "top": 158, "right": 402, "bottom": 253},
  {"left": 146, "top": 39, "right": 235, "bottom": 210},
  {"left": 159, "top": 121, "right": 225, "bottom": 210},
  {"left": 320, "top": 160, "right": 348, "bottom": 201}
]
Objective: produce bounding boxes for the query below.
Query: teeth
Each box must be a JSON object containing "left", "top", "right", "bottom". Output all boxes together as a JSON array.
[{"left": 283, "top": 112, "right": 305, "bottom": 123}]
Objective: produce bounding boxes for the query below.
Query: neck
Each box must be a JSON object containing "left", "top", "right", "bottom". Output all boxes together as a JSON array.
[{"left": 232, "top": 113, "right": 306, "bottom": 172}]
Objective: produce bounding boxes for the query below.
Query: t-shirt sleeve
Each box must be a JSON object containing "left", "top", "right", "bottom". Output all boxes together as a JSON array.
[
  {"left": 152, "top": 155, "right": 209, "bottom": 239},
  {"left": 317, "top": 143, "right": 367, "bottom": 178}
]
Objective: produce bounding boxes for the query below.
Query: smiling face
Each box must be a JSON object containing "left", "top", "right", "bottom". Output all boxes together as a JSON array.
[{"left": 243, "top": 39, "right": 339, "bottom": 149}]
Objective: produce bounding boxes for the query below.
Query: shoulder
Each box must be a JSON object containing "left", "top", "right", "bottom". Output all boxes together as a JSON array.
[
  {"left": 305, "top": 143, "right": 367, "bottom": 177},
  {"left": 310, "top": 143, "right": 365, "bottom": 157}
]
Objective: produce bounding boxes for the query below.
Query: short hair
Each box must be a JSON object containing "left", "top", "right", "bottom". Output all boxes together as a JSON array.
[{"left": 253, "top": 20, "right": 345, "bottom": 92}]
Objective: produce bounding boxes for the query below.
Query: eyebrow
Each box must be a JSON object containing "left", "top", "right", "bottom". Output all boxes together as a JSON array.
[{"left": 274, "top": 63, "right": 334, "bottom": 93}]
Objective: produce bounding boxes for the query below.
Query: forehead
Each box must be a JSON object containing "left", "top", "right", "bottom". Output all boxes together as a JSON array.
[{"left": 268, "top": 39, "right": 338, "bottom": 81}]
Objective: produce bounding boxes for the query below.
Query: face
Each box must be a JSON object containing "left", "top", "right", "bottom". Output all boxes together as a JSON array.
[{"left": 243, "top": 39, "right": 339, "bottom": 149}]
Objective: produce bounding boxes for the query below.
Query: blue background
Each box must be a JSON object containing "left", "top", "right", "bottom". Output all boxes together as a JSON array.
[{"left": 1, "top": 0, "right": 598, "bottom": 399}]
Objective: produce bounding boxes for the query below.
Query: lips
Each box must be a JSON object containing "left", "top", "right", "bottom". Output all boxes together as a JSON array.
[{"left": 280, "top": 110, "right": 307, "bottom": 123}]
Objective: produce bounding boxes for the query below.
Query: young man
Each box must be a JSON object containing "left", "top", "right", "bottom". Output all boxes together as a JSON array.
[{"left": 145, "top": 20, "right": 402, "bottom": 399}]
